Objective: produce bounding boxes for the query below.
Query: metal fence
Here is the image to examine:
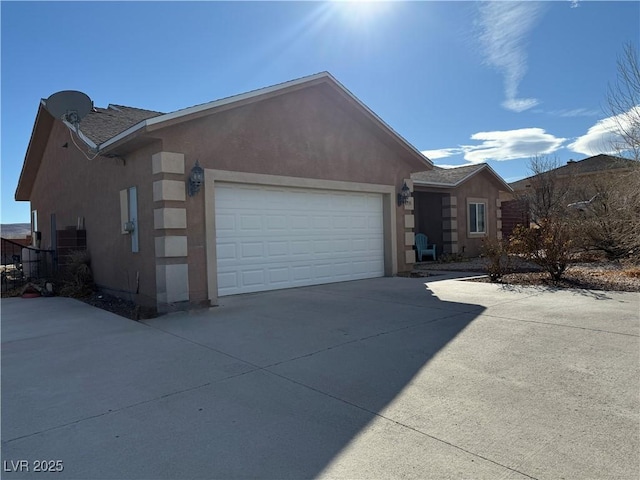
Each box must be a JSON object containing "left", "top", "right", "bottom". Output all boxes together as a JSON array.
[{"left": 1, "top": 238, "right": 56, "bottom": 293}]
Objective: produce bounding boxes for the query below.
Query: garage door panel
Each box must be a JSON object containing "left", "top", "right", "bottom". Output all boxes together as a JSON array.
[
  {"left": 290, "top": 241, "right": 311, "bottom": 255},
  {"left": 218, "top": 271, "right": 239, "bottom": 290},
  {"left": 313, "top": 216, "right": 332, "bottom": 229},
  {"left": 267, "top": 241, "right": 288, "bottom": 256},
  {"left": 268, "top": 267, "right": 290, "bottom": 284},
  {"left": 214, "top": 183, "right": 384, "bottom": 296},
  {"left": 216, "top": 214, "right": 236, "bottom": 231},
  {"left": 241, "top": 269, "right": 265, "bottom": 286},
  {"left": 266, "top": 216, "right": 287, "bottom": 230},
  {"left": 216, "top": 243, "right": 237, "bottom": 260},
  {"left": 240, "top": 242, "right": 264, "bottom": 258}
]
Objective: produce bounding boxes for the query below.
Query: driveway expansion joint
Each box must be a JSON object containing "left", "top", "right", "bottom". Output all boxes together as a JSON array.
[
  {"left": 2, "top": 367, "right": 263, "bottom": 444},
  {"left": 263, "top": 310, "right": 472, "bottom": 369},
  {"left": 263, "top": 368, "right": 540, "bottom": 480},
  {"left": 483, "top": 313, "right": 640, "bottom": 337}
]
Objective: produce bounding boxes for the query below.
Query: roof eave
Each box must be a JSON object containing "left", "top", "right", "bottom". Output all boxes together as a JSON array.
[
  {"left": 15, "top": 102, "right": 54, "bottom": 201},
  {"left": 322, "top": 73, "right": 432, "bottom": 169},
  {"left": 414, "top": 164, "right": 513, "bottom": 192},
  {"left": 95, "top": 72, "right": 433, "bottom": 168},
  {"left": 412, "top": 180, "right": 456, "bottom": 188},
  {"left": 462, "top": 164, "right": 513, "bottom": 192},
  {"left": 97, "top": 120, "right": 149, "bottom": 153}
]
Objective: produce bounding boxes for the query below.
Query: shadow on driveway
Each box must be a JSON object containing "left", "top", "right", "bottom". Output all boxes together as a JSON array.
[{"left": 2, "top": 277, "right": 498, "bottom": 479}]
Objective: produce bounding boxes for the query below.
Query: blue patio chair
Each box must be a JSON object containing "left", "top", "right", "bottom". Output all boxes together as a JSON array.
[{"left": 415, "top": 233, "right": 436, "bottom": 261}]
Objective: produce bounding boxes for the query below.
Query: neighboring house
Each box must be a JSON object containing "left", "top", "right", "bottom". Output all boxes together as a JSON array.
[
  {"left": 502, "top": 154, "right": 638, "bottom": 238},
  {"left": 15, "top": 72, "right": 432, "bottom": 313},
  {"left": 410, "top": 164, "right": 512, "bottom": 258},
  {"left": 509, "top": 154, "right": 637, "bottom": 193}
]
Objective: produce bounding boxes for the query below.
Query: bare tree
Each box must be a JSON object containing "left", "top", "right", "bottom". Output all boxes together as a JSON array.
[
  {"left": 510, "top": 155, "right": 577, "bottom": 280},
  {"left": 571, "top": 172, "right": 640, "bottom": 260},
  {"left": 517, "top": 155, "right": 574, "bottom": 225},
  {"left": 580, "top": 42, "right": 640, "bottom": 260},
  {"left": 607, "top": 43, "right": 640, "bottom": 161}
]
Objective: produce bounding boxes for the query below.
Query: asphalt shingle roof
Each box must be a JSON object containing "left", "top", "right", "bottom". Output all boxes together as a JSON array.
[
  {"left": 411, "top": 164, "right": 485, "bottom": 186},
  {"left": 79, "top": 104, "right": 164, "bottom": 145},
  {"left": 510, "top": 154, "right": 636, "bottom": 190}
]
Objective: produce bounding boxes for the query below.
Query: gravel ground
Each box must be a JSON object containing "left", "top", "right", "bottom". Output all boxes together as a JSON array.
[
  {"left": 80, "top": 291, "right": 157, "bottom": 320},
  {"left": 413, "top": 258, "right": 640, "bottom": 292},
  {"left": 6, "top": 259, "right": 636, "bottom": 320}
]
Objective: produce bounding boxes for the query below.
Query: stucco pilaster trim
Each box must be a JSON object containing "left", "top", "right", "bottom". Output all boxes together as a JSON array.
[
  {"left": 404, "top": 232, "right": 415, "bottom": 247},
  {"left": 155, "top": 236, "right": 188, "bottom": 258},
  {"left": 156, "top": 263, "right": 189, "bottom": 309},
  {"left": 405, "top": 250, "right": 415, "bottom": 265},
  {"left": 404, "top": 197, "right": 414, "bottom": 211},
  {"left": 152, "top": 152, "right": 185, "bottom": 175},
  {"left": 154, "top": 208, "right": 187, "bottom": 230},
  {"left": 442, "top": 195, "right": 457, "bottom": 208},
  {"left": 404, "top": 214, "right": 415, "bottom": 229},
  {"left": 153, "top": 180, "right": 186, "bottom": 202}
]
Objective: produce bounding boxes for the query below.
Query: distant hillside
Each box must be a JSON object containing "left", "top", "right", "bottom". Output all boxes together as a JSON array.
[{"left": 1, "top": 223, "right": 31, "bottom": 239}]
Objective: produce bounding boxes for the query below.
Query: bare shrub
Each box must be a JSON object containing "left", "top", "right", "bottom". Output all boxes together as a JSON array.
[
  {"left": 481, "top": 238, "right": 512, "bottom": 282},
  {"left": 510, "top": 222, "right": 575, "bottom": 281},
  {"left": 59, "top": 249, "right": 95, "bottom": 297}
]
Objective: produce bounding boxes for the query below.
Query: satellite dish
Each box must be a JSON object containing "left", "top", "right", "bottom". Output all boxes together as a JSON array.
[{"left": 44, "top": 90, "right": 93, "bottom": 126}]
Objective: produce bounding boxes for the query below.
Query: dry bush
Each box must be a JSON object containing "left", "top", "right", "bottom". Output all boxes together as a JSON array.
[
  {"left": 59, "top": 249, "right": 95, "bottom": 297},
  {"left": 510, "top": 222, "right": 575, "bottom": 281},
  {"left": 624, "top": 267, "right": 640, "bottom": 278},
  {"left": 481, "top": 238, "right": 512, "bottom": 282}
]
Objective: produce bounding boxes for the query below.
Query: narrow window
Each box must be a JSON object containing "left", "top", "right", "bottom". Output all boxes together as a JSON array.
[{"left": 469, "top": 202, "right": 486, "bottom": 234}]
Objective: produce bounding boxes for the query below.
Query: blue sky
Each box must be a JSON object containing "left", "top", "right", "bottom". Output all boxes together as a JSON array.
[{"left": 2, "top": 1, "right": 639, "bottom": 224}]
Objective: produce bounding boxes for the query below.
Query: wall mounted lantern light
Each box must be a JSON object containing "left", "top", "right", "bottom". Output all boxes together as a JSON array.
[
  {"left": 188, "top": 160, "right": 204, "bottom": 197},
  {"left": 397, "top": 181, "right": 411, "bottom": 206}
]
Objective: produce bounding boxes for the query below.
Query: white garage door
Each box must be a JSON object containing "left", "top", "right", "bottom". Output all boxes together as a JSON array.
[{"left": 214, "top": 183, "right": 384, "bottom": 296}]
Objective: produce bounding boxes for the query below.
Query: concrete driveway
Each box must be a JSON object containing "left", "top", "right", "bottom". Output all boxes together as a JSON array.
[{"left": 2, "top": 275, "right": 639, "bottom": 479}]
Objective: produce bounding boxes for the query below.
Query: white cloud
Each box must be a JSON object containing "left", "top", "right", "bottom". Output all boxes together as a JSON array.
[
  {"left": 568, "top": 106, "right": 640, "bottom": 155},
  {"left": 463, "top": 128, "right": 566, "bottom": 162},
  {"left": 420, "top": 148, "right": 463, "bottom": 160},
  {"left": 433, "top": 163, "right": 463, "bottom": 169},
  {"left": 549, "top": 108, "right": 600, "bottom": 118},
  {"left": 477, "top": 2, "right": 544, "bottom": 112},
  {"left": 421, "top": 128, "right": 566, "bottom": 165}
]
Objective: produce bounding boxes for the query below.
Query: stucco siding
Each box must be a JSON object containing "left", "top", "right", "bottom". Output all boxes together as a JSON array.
[
  {"left": 156, "top": 84, "right": 424, "bottom": 305},
  {"left": 454, "top": 170, "right": 503, "bottom": 257},
  {"left": 28, "top": 121, "right": 159, "bottom": 307},
  {"left": 25, "top": 81, "right": 429, "bottom": 310}
]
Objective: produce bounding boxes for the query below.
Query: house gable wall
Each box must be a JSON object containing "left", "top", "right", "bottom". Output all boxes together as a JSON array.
[
  {"left": 25, "top": 82, "right": 429, "bottom": 310},
  {"left": 454, "top": 169, "right": 503, "bottom": 256},
  {"left": 28, "top": 120, "right": 159, "bottom": 307},
  {"left": 155, "top": 84, "right": 425, "bottom": 305},
  {"left": 414, "top": 169, "right": 506, "bottom": 258}
]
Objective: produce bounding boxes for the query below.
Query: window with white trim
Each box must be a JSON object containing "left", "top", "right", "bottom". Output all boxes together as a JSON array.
[{"left": 468, "top": 201, "right": 486, "bottom": 234}]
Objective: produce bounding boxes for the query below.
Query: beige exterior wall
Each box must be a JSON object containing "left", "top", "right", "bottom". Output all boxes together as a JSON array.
[
  {"left": 454, "top": 170, "right": 505, "bottom": 257},
  {"left": 26, "top": 82, "right": 429, "bottom": 311},
  {"left": 414, "top": 169, "right": 507, "bottom": 258},
  {"left": 158, "top": 83, "right": 427, "bottom": 306},
  {"left": 28, "top": 121, "right": 160, "bottom": 308}
]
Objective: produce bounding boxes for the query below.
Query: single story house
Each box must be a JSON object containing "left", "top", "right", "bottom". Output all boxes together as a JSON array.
[
  {"left": 15, "top": 72, "right": 433, "bottom": 313},
  {"left": 410, "top": 164, "right": 513, "bottom": 258},
  {"left": 502, "top": 154, "right": 638, "bottom": 238}
]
